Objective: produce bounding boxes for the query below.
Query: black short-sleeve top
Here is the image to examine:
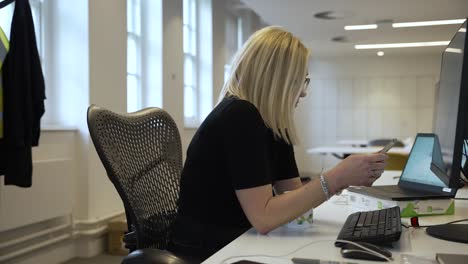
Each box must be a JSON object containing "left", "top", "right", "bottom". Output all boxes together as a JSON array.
[{"left": 170, "top": 96, "right": 299, "bottom": 255}]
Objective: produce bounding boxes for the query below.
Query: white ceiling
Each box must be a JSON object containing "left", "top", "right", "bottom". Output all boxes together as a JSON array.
[{"left": 240, "top": 0, "right": 468, "bottom": 57}]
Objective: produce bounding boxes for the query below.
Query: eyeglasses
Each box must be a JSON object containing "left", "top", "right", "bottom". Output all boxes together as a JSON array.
[
  {"left": 302, "top": 76, "right": 310, "bottom": 94},
  {"left": 304, "top": 77, "right": 310, "bottom": 87}
]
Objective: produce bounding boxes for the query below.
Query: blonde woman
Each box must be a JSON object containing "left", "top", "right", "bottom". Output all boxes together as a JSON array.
[{"left": 168, "top": 26, "right": 387, "bottom": 261}]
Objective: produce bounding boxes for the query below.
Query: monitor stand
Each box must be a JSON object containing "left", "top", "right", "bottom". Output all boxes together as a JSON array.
[{"left": 426, "top": 224, "right": 468, "bottom": 244}]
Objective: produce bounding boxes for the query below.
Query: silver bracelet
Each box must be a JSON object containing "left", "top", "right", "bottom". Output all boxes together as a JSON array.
[{"left": 319, "top": 174, "right": 331, "bottom": 200}]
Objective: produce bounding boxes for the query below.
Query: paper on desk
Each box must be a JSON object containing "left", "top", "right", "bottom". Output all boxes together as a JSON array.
[{"left": 400, "top": 254, "right": 437, "bottom": 264}]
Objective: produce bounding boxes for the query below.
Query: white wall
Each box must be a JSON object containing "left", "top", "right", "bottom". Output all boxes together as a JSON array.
[
  {"left": 212, "top": 0, "right": 227, "bottom": 106},
  {"left": 295, "top": 54, "right": 442, "bottom": 175},
  {"left": 87, "top": 0, "right": 127, "bottom": 220},
  {"left": 162, "top": 0, "right": 184, "bottom": 132},
  {"left": 0, "top": 129, "right": 76, "bottom": 263}
]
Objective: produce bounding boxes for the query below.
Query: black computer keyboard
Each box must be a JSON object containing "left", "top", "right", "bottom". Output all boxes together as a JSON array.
[{"left": 335, "top": 206, "right": 402, "bottom": 247}]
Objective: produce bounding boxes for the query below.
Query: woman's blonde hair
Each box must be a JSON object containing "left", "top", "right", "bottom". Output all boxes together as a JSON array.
[{"left": 219, "top": 26, "right": 310, "bottom": 145}]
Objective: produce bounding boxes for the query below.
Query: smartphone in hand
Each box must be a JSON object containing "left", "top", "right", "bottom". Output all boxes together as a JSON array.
[{"left": 378, "top": 138, "right": 399, "bottom": 153}]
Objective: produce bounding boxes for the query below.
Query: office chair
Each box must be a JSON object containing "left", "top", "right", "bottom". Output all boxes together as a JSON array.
[{"left": 87, "top": 105, "right": 189, "bottom": 264}]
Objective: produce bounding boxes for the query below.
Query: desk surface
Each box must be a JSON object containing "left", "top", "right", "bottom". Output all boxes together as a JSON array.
[
  {"left": 336, "top": 139, "right": 369, "bottom": 146},
  {"left": 307, "top": 146, "right": 411, "bottom": 155},
  {"left": 203, "top": 172, "right": 468, "bottom": 264}
]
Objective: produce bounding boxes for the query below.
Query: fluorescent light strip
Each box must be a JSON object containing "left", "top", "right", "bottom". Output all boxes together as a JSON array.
[
  {"left": 355, "top": 41, "right": 450, "bottom": 49},
  {"left": 460, "top": 28, "right": 466, "bottom": 33},
  {"left": 392, "top": 19, "right": 466, "bottom": 28},
  {"left": 344, "top": 24, "right": 378, "bottom": 30},
  {"left": 445, "top": 48, "right": 463, "bottom": 54}
]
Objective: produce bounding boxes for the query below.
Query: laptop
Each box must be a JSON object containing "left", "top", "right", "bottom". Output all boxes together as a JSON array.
[{"left": 347, "top": 133, "right": 457, "bottom": 201}]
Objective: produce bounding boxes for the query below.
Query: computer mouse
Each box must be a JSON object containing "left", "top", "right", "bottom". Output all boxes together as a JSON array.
[{"left": 340, "top": 241, "right": 392, "bottom": 261}]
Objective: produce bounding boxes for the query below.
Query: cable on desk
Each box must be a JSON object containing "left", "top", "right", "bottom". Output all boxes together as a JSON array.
[
  {"left": 335, "top": 239, "right": 392, "bottom": 262},
  {"left": 218, "top": 239, "right": 335, "bottom": 264},
  {"left": 279, "top": 239, "right": 336, "bottom": 258},
  {"left": 218, "top": 254, "right": 289, "bottom": 264},
  {"left": 401, "top": 218, "right": 468, "bottom": 228},
  {"left": 218, "top": 238, "right": 394, "bottom": 263},
  {"left": 454, "top": 198, "right": 468, "bottom": 200}
]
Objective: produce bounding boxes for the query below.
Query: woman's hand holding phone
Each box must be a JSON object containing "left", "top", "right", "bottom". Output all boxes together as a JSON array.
[{"left": 378, "top": 139, "right": 398, "bottom": 153}]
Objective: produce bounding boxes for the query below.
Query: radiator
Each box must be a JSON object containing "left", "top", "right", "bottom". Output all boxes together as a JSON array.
[{"left": 0, "top": 159, "right": 74, "bottom": 232}]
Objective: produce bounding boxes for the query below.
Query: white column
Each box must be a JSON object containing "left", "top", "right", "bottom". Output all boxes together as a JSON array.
[
  {"left": 87, "top": 0, "right": 127, "bottom": 219},
  {"left": 162, "top": 0, "right": 184, "bottom": 131},
  {"left": 212, "top": 0, "right": 227, "bottom": 105}
]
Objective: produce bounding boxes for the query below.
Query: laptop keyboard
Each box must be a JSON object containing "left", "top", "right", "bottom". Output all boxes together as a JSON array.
[
  {"left": 335, "top": 206, "right": 402, "bottom": 246},
  {"left": 373, "top": 185, "right": 419, "bottom": 195}
]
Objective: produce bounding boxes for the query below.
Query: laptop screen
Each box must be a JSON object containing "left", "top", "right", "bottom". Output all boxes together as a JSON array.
[{"left": 400, "top": 135, "right": 447, "bottom": 187}]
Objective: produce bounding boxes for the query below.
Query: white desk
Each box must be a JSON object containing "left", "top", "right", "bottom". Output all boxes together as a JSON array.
[
  {"left": 307, "top": 146, "right": 411, "bottom": 156},
  {"left": 203, "top": 172, "right": 468, "bottom": 264},
  {"left": 336, "top": 140, "right": 369, "bottom": 147}
]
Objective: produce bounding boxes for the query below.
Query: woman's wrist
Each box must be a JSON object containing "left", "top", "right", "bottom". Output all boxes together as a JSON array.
[
  {"left": 322, "top": 170, "right": 346, "bottom": 196},
  {"left": 319, "top": 174, "right": 331, "bottom": 199}
]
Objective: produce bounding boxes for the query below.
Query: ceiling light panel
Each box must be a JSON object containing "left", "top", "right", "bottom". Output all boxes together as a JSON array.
[
  {"left": 344, "top": 24, "right": 378, "bottom": 30},
  {"left": 392, "top": 19, "right": 466, "bottom": 28},
  {"left": 355, "top": 41, "right": 450, "bottom": 49},
  {"left": 445, "top": 48, "right": 463, "bottom": 54}
]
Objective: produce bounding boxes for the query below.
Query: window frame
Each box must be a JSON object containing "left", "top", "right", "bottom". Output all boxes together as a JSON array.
[
  {"left": 183, "top": 0, "right": 200, "bottom": 127},
  {"left": 224, "top": 11, "right": 243, "bottom": 84}
]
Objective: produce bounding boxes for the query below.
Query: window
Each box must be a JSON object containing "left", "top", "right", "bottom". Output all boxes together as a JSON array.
[
  {"left": 183, "top": 0, "right": 198, "bottom": 126},
  {"left": 127, "top": 0, "right": 142, "bottom": 113},
  {"left": 183, "top": 0, "right": 213, "bottom": 128},
  {"left": 0, "top": 0, "right": 43, "bottom": 57},
  {"left": 183, "top": 0, "right": 212, "bottom": 126},
  {"left": 0, "top": 2, "right": 14, "bottom": 38},
  {"left": 30, "top": 0, "right": 43, "bottom": 59}
]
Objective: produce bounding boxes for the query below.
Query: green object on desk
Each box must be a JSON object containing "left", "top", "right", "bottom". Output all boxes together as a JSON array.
[
  {"left": 348, "top": 191, "right": 455, "bottom": 217},
  {"left": 400, "top": 200, "right": 455, "bottom": 217},
  {"left": 295, "top": 212, "right": 313, "bottom": 225}
]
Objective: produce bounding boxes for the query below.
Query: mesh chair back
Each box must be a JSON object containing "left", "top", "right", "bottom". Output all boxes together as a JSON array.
[{"left": 87, "top": 105, "right": 182, "bottom": 250}]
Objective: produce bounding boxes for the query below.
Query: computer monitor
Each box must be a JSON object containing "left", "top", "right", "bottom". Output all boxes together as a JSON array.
[
  {"left": 431, "top": 19, "right": 468, "bottom": 189},
  {"left": 428, "top": 18, "right": 468, "bottom": 244}
]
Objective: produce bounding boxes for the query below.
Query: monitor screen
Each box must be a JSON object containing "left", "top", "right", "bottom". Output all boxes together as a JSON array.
[
  {"left": 401, "top": 135, "right": 446, "bottom": 188},
  {"left": 427, "top": 20, "right": 468, "bottom": 245},
  {"left": 432, "top": 20, "right": 467, "bottom": 185},
  {"left": 463, "top": 140, "right": 467, "bottom": 167}
]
